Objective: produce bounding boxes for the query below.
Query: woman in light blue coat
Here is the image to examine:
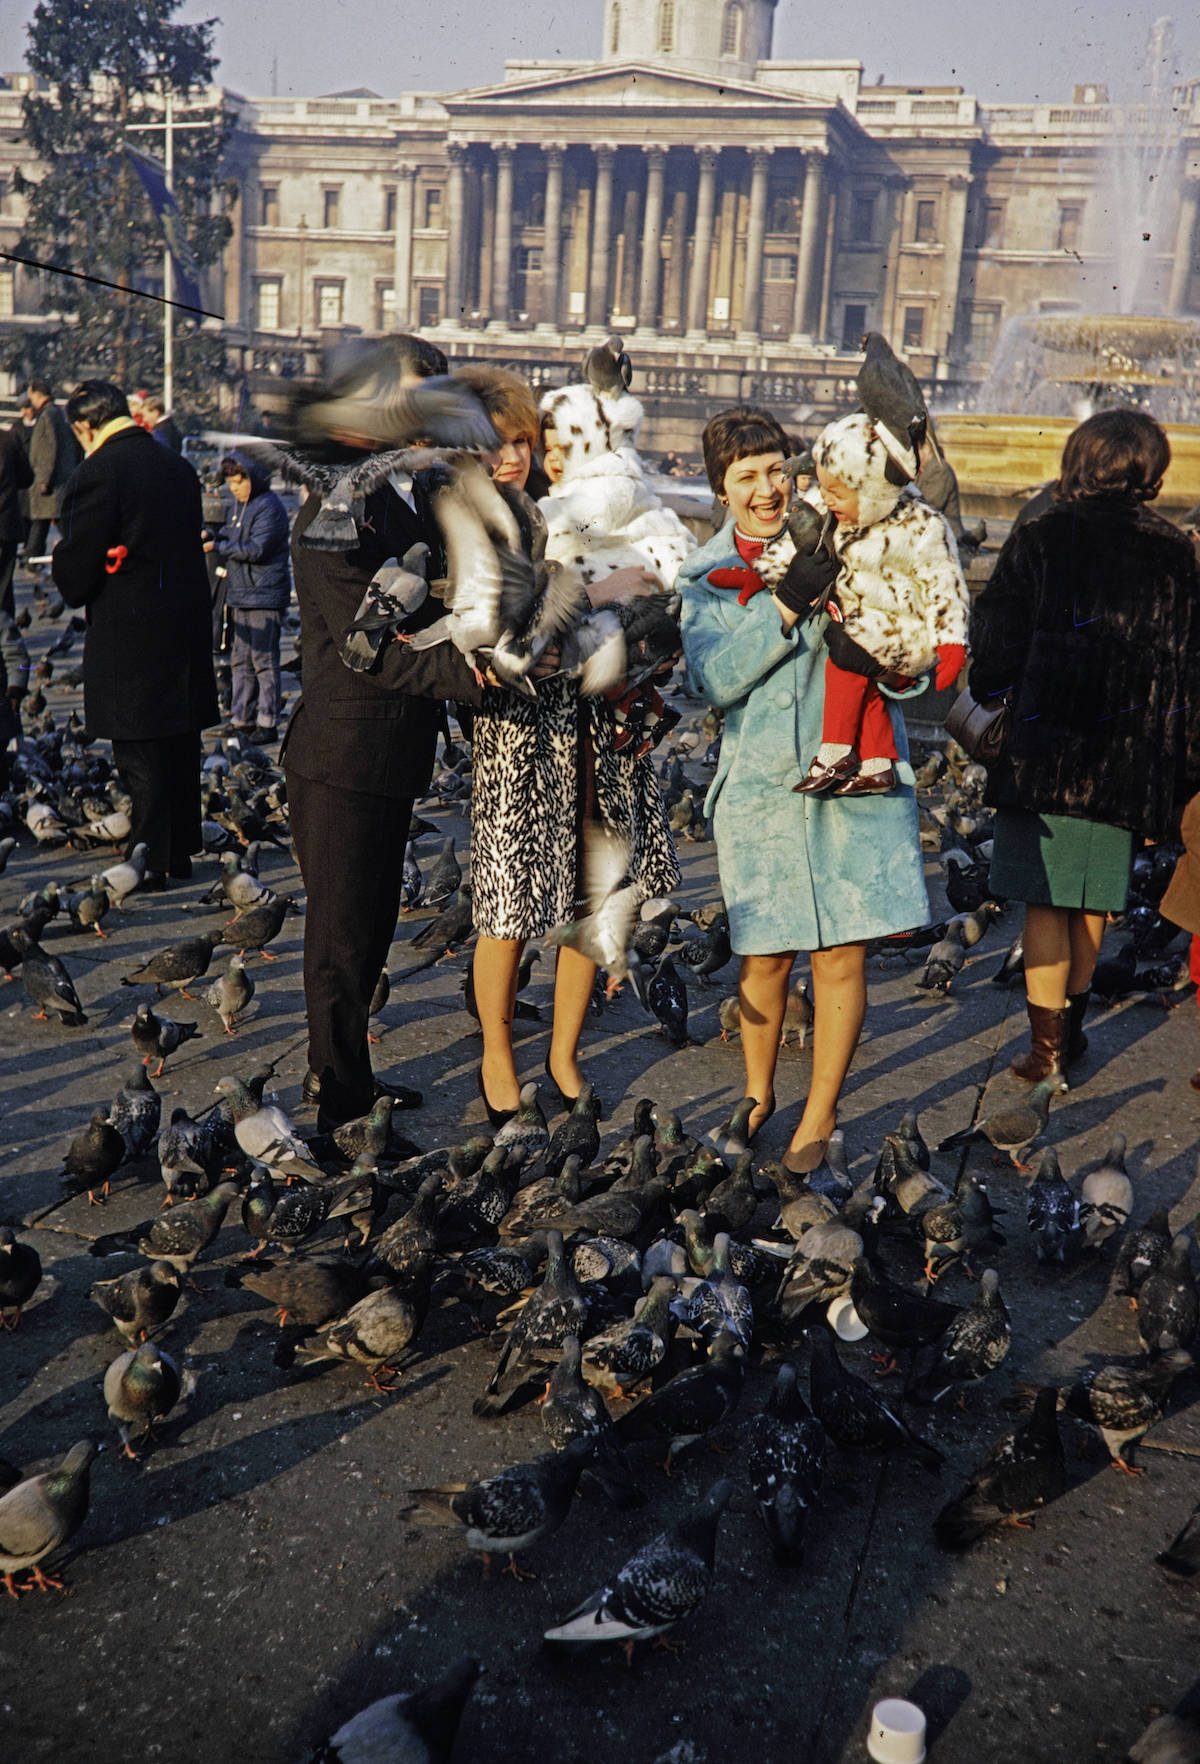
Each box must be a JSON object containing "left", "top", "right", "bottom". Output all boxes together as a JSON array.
[{"left": 678, "top": 408, "right": 929, "bottom": 1174}]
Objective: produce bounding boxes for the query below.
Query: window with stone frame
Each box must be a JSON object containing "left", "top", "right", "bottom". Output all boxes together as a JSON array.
[
  {"left": 383, "top": 187, "right": 397, "bottom": 231},
  {"left": 423, "top": 187, "right": 443, "bottom": 228},
  {"left": 0, "top": 269, "right": 14, "bottom": 319},
  {"left": 721, "top": 1, "right": 742, "bottom": 56},
  {"left": 913, "top": 198, "right": 938, "bottom": 244},
  {"left": 977, "top": 200, "right": 1005, "bottom": 249},
  {"left": 902, "top": 305, "right": 925, "bottom": 351},
  {"left": 610, "top": 1, "right": 620, "bottom": 52},
  {"left": 259, "top": 184, "right": 279, "bottom": 228},
  {"left": 322, "top": 186, "right": 341, "bottom": 230},
  {"left": 418, "top": 285, "right": 440, "bottom": 327},
  {"left": 840, "top": 302, "right": 868, "bottom": 350},
  {"left": 375, "top": 283, "right": 395, "bottom": 330},
  {"left": 966, "top": 304, "right": 1001, "bottom": 361},
  {"left": 848, "top": 192, "right": 875, "bottom": 243},
  {"left": 315, "top": 279, "right": 344, "bottom": 326},
  {"left": 657, "top": 0, "right": 676, "bottom": 53},
  {"left": 255, "top": 278, "right": 281, "bottom": 331},
  {"left": 764, "top": 254, "right": 797, "bottom": 282},
  {"left": 1057, "top": 202, "right": 1084, "bottom": 251}
]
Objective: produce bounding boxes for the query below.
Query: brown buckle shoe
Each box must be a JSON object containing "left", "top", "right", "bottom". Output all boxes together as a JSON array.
[
  {"left": 832, "top": 765, "right": 898, "bottom": 797},
  {"left": 793, "top": 751, "right": 860, "bottom": 795}
]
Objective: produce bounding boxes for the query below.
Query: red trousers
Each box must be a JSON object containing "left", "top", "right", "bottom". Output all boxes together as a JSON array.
[{"left": 821, "top": 658, "right": 899, "bottom": 761}]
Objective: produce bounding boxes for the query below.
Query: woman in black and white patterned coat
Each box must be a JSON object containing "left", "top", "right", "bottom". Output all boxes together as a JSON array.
[{"left": 467, "top": 369, "right": 681, "bottom": 1124}]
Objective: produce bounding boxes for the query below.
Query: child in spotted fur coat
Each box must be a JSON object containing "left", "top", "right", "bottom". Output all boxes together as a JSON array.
[{"left": 757, "top": 410, "right": 969, "bottom": 797}]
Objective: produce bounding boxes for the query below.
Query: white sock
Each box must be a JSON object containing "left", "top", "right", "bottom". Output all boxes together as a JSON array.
[
  {"left": 860, "top": 755, "right": 893, "bottom": 776},
  {"left": 817, "top": 743, "right": 852, "bottom": 765}
]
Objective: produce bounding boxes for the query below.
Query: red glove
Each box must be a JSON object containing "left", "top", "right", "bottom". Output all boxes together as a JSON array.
[
  {"left": 708, "top": 565, "right": 766, "bottom": 606},
  {"left": 934, "top": 644, "right": 967, "bottom": 692},
  {"left": 104, "top": 544, "right": 128, "bottom": 575}
]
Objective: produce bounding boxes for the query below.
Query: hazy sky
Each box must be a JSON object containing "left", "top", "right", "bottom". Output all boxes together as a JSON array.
[{"left": 2, "top": 1, "right": 1198, "bottom": 104}]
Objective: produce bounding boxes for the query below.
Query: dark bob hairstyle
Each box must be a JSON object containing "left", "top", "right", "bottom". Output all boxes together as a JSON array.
[
  {"left": 701, "top": 405, "right": 791, "bottom": 495},
  {"left": 1056, "top": 408, "right": 1170, "bottom": 504}
]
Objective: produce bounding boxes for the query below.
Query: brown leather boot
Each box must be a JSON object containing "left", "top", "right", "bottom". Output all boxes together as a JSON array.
[
  {"left": 1064, "top": 990, "right": 1090, "bottom": 1066},
  {"left": 1010, "top": 1001, "right": 1068, "bottom": 1084}
]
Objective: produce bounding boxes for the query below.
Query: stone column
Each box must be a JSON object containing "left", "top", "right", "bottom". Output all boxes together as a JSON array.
[
  {"left": 392, "top": 163, "right": 415, "bottom": 329},
  {"left": 637, "top": 146, "right": 667, "bottom": 331},
  {"left": 936, "top": 172, "right": 972, "bottom": 360},
  {"left": 686, "top": 148, "right": 719, "bottom": 339},
  {"left": 443, "top": 142, "right": 467, "bottom": 325},
  {"left": 618, "top": 184, "right": 641, "bottom": 316},
  {"left": 737, "top": 147, "right": 771, "bottom": 341},
  {"left": 666, "top": 185, "right": 689, "bottom": 331},
  {"left": 1168, "top": 176, "right": 1200, "bottom": 316},
  {"left": 791, "top": 148, "right": 826, "bottom": 340},
  {"left": 537, "top": 144, "right": 565, "bottom": 332},
  {"left": 817, "top": 175, "right": 838, "bottom": 342},
  {"left": 588, "top": 146, "right": 616, "bottom": 327},
  {"left": 477, "top": 159, "right": 495, "bottom": 324},
  {"left": 879, "top": 175, "right": 907, "bottom": 337},
  {"left": 489, "top": 144, "right": 515, "bottom": 330}
]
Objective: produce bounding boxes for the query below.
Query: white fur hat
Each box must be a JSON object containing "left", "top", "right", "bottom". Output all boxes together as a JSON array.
[
  {"left": 540, "top": 381, "right": 644, "bottom": 482},
  {"left": 813, "top": 412, "right": 907, "bottom": 529}
]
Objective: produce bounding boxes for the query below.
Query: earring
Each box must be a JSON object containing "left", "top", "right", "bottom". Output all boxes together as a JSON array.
[{"left": 718, "top": 494, "right": 728, "bottom": 505}]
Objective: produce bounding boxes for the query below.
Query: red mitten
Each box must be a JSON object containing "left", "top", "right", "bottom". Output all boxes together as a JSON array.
[
  {"left": 708, "top": 565, "right": 766, "bottom": 606},
  {"left": 934, "top": 644, "right": 967, "bottom": 692}
]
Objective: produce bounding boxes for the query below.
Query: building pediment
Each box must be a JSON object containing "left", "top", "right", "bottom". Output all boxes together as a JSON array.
[{"left": 444, "top": 61, "right": 834, "bottom": 113}]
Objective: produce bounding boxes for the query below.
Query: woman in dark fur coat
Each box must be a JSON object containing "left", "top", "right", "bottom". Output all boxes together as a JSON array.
[{"left": 969, "top": 408, "right": 1200, "bottom": 1084}]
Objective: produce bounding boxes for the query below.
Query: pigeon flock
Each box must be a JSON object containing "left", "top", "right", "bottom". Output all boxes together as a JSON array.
[{"left": 1, "top": 498, "right": 1198, "bottom": 1751}]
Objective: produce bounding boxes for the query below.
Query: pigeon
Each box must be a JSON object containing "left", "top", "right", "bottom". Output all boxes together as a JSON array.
[
  {"left": 1062, "top": 1349, "right": 1193, "bottom": 1473},
  {"left": 934, "top": 1386, "right": 1066, "bottom": 1549},
  {"left": 775, "top": 1218, "right": 864, "bottom": 1318},
  {"left": 310, "top": 1654, "right": 482, "bottom": 1764},
  {"left": 61, "top": 1110, "right": 127, "bottom": 1205},
  {"left": 214, "top": 1075, "right": 320, "bottom": 1180},
  {"left": 218, "top": 894, "right": 297, "bottom": 960},
  {"left": 781, "top": 978, "right": 814, "bottom": 1048},
  {"left": 1026, "top": 1148, "right": 1081, "bottom": 1265},
  {"left": 474, "top": 1229, "right": 590, "bottom": 1417},
  {"left": 99, "top": 842, "right": 149, "bottom": 905},
  {"left": 292, "top": 1262, "right": 431, "bottom": 1390},
  {"left": 937, "top": 1076, "right": 1060, "bottom": 1168},
  {"left": 1156, "top": 1501, "right": 1200, "bottom": 1580},
  {"left": 90, "top": 1262, "right": 181, "bottom": 1343},
  {"left": 856, "top": 331, "right": 927, "bottom": 475},
  {"left": 991, "top": 932, "right": 1025, "bottom": 987},
  {"left": 0, "top": 1440, "right": 96, "bottom": 1597},
  {"left": 493, "top": 1083, "right": 550, "bottom": 1170},
  {"left": 130, "top": 1002, "right": 201, "bottom": 1076},
  {"left": 424, "top": 838, "right": 461, "bottom": 909},
  {"left": 370, "top": 1174, "right": 443, "bottom": 1283},
  {"left": 288, "top": 339, "right": 500, "bottom": 454},
  {"left": 400, "top": 841, "right": 423, "bottom": 911},
  {"left": 1127, "top": 1697, "right": 1200, "bottom": 1764},
  {"left": 103, "top": 1340, "right": 183, "bottom": 1457},
  {"left": 10, "top": 929, "right": 87, "bottom": 1024},
  {"left": 915, "top": 919, "right": 967, "bottom": 994},
  {"left": 0, "top": 1228, "right": 42, "bottom": 1329},
  {"left": 848, "top": 1257, "right": 960, "bottom": 1374},
  {"left": 1115, "top": 1205, "right": 1174, "bottom": 1303},
  {"left": 1090, "top": 939, "right": 1138, "bottom": 1003},
  {"left": 158, "top": 1106, "right": 215, "bottom": 1203},
  {"left": 544, "top": 1476, "right": 732, "bottom": 1659},
  {"left": 204, "top": 955, "right": 255, "bottom": 1034},
  {"left": 225, "top": 1255, "right": 369, "bottom": 1329},
  {"left": 808, "top": 1328, "right": 942, "bottom": 1469},
  {"left": 340, "top": 543, "right": 431, "bottom": 671},
  {"left": 548, "top": 827, "right": 643, "bottom": 994},
  {"left": 135, "top": 1181, "right": 242, "bottom": 1273},
  {"left": 582, "top": 1275, "right": 676, "bottom": 1398},
  {"left": 406, "top": 1436, "right": 594, "bottom": 1579},
  {"left": 907, "top": 1269, "right": 1012, "bottom": 1405},
  {"left": 676, "top": 908, "right": 731, "bottom": 985},
  {"left": 615, "top": 1334, "right": 745, "bottom": 1469},
  {"left": 110, "top": 1064, "right": 162, "bottom": 1160},
  {"left": 745, "top": 1362, "right": 826, "bottom": 1564},
  {"left": 670, "top": 1233, "right": 753, "bottom": 1349},
  {"left": 702, "top": 1152, "right": 759, "bottom": 1238},
  {"left": 331, "top": 1096, "right": 396, "bottom": 1165},
  {"left": 646, "top": 954, "right": 689, "bottom": 1045},
  {"left": 121, "top": 929, "right": 223, "bottom": 997},
  {"left": 63, "top": 875, "right": 111, "bottom": 937},
  {"left": 710, "top": 1097, "right": 757, "bottom": 1161},
  {"left": 207, "top": 850, "right": 271, "bottom": 914},
  {"left": 1136, "top": 1234, "right": 1198, "bottom": 1355},
  {"left": 582, "top": 333, "right": 633, "bottom": 394},
  {"left": 544, "top": 1084, "right": 602, "bottom": 1178},
  {"left": 241, "top": 1167, "right": 376, "bottom": 1257}
]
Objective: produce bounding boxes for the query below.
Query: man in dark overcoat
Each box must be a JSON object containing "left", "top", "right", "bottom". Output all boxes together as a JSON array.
[
  {"left": 0, "top": 418, "right": 33, "bottom": 618},
  {"left": 283, "top": 336, "right": 484, "bottom": 1134},
  {"left": 52, "top": 380, "right": 217, "bottom": 888},
  {"left": 26, "top": 378, "right": 80, "bottom": 558}
]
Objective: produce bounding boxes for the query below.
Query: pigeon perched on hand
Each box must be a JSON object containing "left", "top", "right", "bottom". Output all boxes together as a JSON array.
[
  {"left": 855, "top": 331, "right": 928, "bottom": 477},
  {"left": 340, "top": 543, "right": 431, "bottom": 673}
]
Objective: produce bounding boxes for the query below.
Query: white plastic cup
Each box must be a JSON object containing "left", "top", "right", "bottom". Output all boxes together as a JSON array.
[
  {"left": 826, "top": 1294, "right": 869, "bottom": 1342},
  {"left": 867, "top": 1698, "right": 927, "bottom": 1764}
]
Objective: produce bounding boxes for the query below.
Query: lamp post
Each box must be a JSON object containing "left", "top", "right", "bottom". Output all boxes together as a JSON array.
[{"left": 297, "top": 213, "right": 308, "bottom": 348}]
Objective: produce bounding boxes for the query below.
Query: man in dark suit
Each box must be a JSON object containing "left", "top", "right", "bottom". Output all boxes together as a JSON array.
[
  {"left": 52, "top": 380, "right": 217, "bottom": 889},
  {"left": 0, "top": 420, "right": 33, "bottom": 619},
  {"left": 284, "top": 336, "right": 484, "bottom": 1133},
  {"left": 143, "top": 394, "right": 183, "bottom": 454},
  {"left": 26, "top": 378, "right": 81, "bottom": 558}
]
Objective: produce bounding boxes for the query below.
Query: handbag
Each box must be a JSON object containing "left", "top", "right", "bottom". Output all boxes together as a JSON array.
[{"left": 944, "top": 683, "right": 1011, "bottom": 764}]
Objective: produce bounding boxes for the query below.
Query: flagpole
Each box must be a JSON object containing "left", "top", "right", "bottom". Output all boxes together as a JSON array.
[{"left": 162, "top": 85, "right": 174, "bottom": 415}]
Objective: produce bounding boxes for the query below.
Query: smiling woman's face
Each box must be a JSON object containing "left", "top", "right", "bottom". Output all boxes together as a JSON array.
[{"left": 721, "top": 450, "right": 788, "bottom": 538}]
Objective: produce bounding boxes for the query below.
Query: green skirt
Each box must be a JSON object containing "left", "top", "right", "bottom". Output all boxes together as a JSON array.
[{"left": 989, "top": 808, "right": 1133, "bottom": 912}]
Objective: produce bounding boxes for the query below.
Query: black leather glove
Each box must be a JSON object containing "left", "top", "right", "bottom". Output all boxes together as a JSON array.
[{"left": 774, "top": 544, "right": 838, "bottom": 616}]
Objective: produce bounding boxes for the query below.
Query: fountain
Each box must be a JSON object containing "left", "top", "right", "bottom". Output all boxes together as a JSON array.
[{"left": 937, "top": 16, "right": 1200, "bottom": 518}]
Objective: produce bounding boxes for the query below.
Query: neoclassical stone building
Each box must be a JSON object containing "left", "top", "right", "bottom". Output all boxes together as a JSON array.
[{"left": 1, "top": 0, "right": 1198, "bottom": 442}]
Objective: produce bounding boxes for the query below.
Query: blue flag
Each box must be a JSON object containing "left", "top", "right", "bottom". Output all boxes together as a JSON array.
[{"left": 126, "top": 145, "right": 204, "bottom": 314}]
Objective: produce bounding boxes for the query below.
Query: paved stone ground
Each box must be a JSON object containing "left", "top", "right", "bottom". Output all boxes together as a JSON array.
[{"left": 1, "top": 574, "right": 1198, "bottom": 1764}]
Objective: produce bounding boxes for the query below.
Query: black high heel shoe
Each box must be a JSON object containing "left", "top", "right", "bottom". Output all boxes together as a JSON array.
[
  {"left": 543, "top": 1056, "right": 604, "bottom": 1119},
  {"left": 476, "top": 1066, "right": 516, "bottom": 1130}
]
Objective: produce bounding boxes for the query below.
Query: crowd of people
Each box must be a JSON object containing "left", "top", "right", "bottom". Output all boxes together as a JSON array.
[{"left": 3, "top": 340, "right": 1199, "bottom": 1171}]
